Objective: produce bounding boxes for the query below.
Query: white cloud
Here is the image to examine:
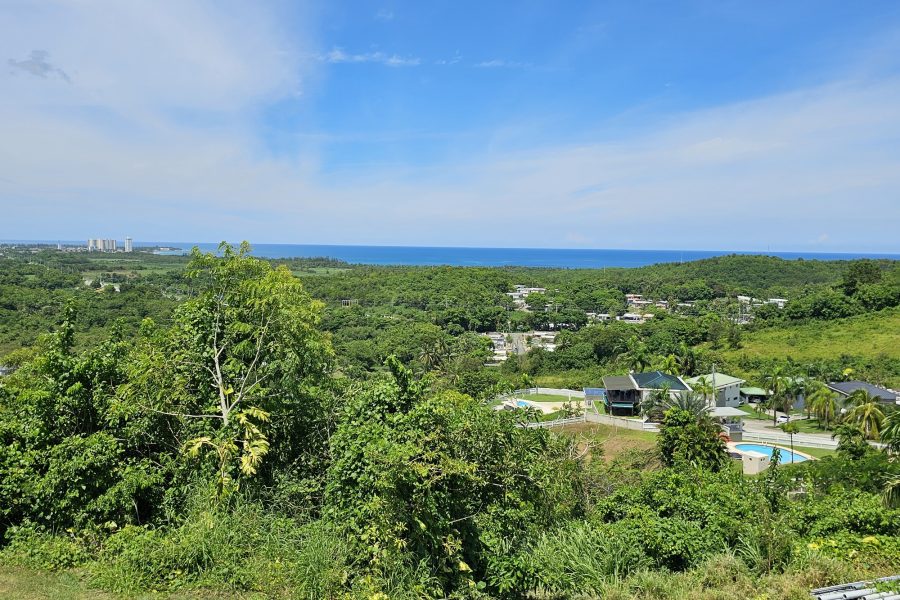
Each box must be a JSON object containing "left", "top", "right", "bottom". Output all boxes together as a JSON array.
[
  {"left": 474, "top": 59, "right": 530, "bottom": 68},
  {"left": 316, "top": 47, "right": 420, "bottom": 67},
  {"left": 1, "top": 2, "right": 899, "bottom": 252},
  {"left": 375, "top": 9, "right": 394, "bottom": 22}
]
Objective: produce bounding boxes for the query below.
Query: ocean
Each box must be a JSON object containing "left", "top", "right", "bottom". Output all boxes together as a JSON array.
[{"left": 151, "top": 243, "right": 900, "bottom": 269}]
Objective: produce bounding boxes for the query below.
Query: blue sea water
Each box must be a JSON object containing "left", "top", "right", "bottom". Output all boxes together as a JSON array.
[
  {"left": 153, "top": 243, "right": 900, "bottom": 268},
  {"left": 4, "top": 240, "right": 898, "bottom": 268}
]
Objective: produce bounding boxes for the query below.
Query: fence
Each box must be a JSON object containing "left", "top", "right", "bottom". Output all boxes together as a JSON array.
[
  {"left": 585, "top": 410, "right": 659, "bottom": 431},
  {"left": 523, "top": 415, "right": 586, "bottom": 429},
  {"left": 740, "top": 431, "right": 838, "bottom": 450}
]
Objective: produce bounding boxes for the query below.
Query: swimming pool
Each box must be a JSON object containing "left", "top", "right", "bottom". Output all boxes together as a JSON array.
[{"left": 735, "top": 443, "right": 808, "bottom": 463}]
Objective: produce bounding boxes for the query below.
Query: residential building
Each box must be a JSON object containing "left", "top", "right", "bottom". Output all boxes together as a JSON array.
[
  {"left": 601, "top": 371, "right": 692, "bottom": 416},
  {"left": 124, "top": 237, "right": 133, "bottom": 252},
  {"left": 826, "top": 381, "right": 898, "bottom": 405},
  {"left": 684, "top": 373, "right": 745, "bottom": 408},
  {"left": 739, "top": 386, "right": 771, "bottom": 404}
]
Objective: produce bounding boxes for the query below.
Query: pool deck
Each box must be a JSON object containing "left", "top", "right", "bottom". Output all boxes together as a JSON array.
[{"left": 726, "top": 441, "right": 817, "bottom": 462}]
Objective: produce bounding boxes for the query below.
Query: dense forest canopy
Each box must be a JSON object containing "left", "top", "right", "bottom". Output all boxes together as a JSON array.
[{"left": 1, "top": 244, "right": 899, "bottom": 598}]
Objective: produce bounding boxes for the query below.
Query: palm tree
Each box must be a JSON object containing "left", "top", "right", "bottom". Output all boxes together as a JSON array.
[
  {"left": 845, "top": 391, "right": 886, "bottom": 440},
  {"left": 691, "top": 376, "right": 715, "bottom": 408},
  {"left": 881, "top": 411, "right": 900, "bottom": 454},
  {"left": 657, "top": 353, "right": 680, "bottom": 376},
  {"left": 883, "top": 475, "right": 900, "bottom": 509},
  {"left": 676, "top": 342, "right": 698, "bottom": 377},
  {"left": 762, "top": 367, "right": 788, "bottom": 426},
  {"left": 661, "top": 391, "right": 711, "bottom": 420},
  {"left": 807, "top": 384, "right": 838, "bottom": 430},
  {"left": 641, "top": 385, "right": 669, "bottom": 422},
  {"left": 779, "top": 421, "right": 800, "bottom": 464},
  {"left": 620, "top": 336, "right": 650, "bottom": 373}
]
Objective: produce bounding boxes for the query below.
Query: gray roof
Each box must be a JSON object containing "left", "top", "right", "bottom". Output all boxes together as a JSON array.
[
  {"left": 602, "top": 375, "right": 637, "bottom": 391},
  {"left": 632, "top": 371, "right": 691, "bottom": 391},
  {"left": 811, "top": 575, "right": 900, "bottom": 599},
  {"left": 827, "top": 381, "right": 897, "bottom": 402}
]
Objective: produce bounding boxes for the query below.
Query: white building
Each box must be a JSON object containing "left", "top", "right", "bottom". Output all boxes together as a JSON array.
[
  {"left": 684, "top": 373, "right": 746, "bottom": 408},
  {"left": 124, "top": 237, "right": 133, "bottom": 252}
]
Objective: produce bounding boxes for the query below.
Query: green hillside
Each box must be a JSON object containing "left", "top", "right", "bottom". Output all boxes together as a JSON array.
[{"left": 722, "top": 308, "right": 900, "bottom": 384}]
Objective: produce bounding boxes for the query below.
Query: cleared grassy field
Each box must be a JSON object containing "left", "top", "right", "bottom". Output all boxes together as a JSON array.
[{"left": 722, "top": 309, "right": 900, "bottom": 364}]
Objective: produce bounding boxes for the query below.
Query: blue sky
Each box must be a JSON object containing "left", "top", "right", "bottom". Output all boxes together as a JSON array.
[{"left": 2, "top": 1, "right": 900, "bottom": 252}]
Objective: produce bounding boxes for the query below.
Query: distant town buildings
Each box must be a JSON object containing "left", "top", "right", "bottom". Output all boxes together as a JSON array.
[{"left": 87, "top": 238, "right": 132, "bottom": 253}]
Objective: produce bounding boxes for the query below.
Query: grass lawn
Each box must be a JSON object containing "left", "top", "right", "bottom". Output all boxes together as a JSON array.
[
  {"left": 556, "top": 422, "right": 657, "bottom": 461},
  {"left": 789, "top": 419, "right": 835, "bottom": 435},
  {"left": 0, "top": 567, "right": 110, "bottom": 600},
  {"left": 737, "top": 404, "right": 770, "bottom": 421},
  {"left": 792, "top": 445, "right": 835, "bottom": 459},
  {"left": 0, "top": 566, "right": 262, "bottom": 599}
]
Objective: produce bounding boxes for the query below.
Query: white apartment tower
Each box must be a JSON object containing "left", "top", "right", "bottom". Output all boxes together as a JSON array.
[{"left": 124, "top": 237, "right": 133, "bottom": 253}]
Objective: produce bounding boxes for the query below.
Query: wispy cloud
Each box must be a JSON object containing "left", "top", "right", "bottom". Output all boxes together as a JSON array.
[
  {"left": 316, "top": 47, "right": 420, "bottom": 67},
  {"left": 374, "top": 9, "right": 394, "bottom": 22},
  {"left": 474, "top": 58, "right": 531, "bottom": 69},
  {"left": 8, "top": 50, "right": 70, "bottom": 82},
  {"left": 2, "top": 3, "right": 899, "bottom": 252}
]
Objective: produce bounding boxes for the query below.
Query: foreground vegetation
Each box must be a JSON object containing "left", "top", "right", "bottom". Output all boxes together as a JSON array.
[{"left": 1, "top": 244, "right": 899, "bottom": 597}]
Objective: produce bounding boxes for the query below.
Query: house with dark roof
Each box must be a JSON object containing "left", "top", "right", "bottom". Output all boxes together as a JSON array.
[
  {"left": 826, "top": 380, "right": 898, "bottom": 405},
  {"left": 601, "top": 371, "right": 692, "bottom": 416}
]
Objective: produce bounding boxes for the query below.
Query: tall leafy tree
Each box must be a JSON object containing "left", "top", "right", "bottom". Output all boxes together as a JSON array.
[{"left": 119, "top": 242, "right": 333, "bottom": 496}]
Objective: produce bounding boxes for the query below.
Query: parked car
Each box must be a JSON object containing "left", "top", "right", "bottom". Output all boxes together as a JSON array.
[{"left": 776, "top": 414, "right": 790, "bottom": 424}]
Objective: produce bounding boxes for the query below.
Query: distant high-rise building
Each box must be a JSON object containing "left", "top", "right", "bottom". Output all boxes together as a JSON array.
[
  {"left": 124, "top": 237, "right": 133, "bottom": 252},
  {"left": 105, "top": 239, "right": 117, "bottom": 251}
]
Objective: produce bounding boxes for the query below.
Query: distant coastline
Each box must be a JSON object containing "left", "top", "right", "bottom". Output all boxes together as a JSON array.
[
  {"left": 88, "top": 242, "right": 900, "bottom": 268},
  {"left": 3, "top": 240, "right": 898, "bottom": 268}
]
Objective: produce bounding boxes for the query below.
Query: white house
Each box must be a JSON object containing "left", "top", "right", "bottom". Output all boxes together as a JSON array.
[{"left": 684, "top": 373, "right": 745, "bottom": 408}]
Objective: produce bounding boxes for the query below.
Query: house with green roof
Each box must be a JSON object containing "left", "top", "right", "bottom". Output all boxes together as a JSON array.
[
  {"left": 684, "top": 373, "right": 745, "bottom": 408},
  {"left": 601, "top": 371, "right": 692, "bottom": 416}
]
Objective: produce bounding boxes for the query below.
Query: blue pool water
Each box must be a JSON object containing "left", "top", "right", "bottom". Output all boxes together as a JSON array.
[
  {"left": 735, "top": 443, "right": 808, "bottom": 463},
  {"left": 516, "top": 400, "right": 530, "bottom": 408}
]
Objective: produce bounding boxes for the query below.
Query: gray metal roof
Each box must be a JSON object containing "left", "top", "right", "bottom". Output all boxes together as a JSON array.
[
  {"left": 810, "top": 575, "right": 900, "bottom": 599},
  {"left": 827, "top": 381, "right": 898, "bottom": 402},
  {"left": 632, "top": 371, "right": 691, "bottom": 391},
  {"left": 602, "top": 375, "right": 637, "bottom": 391}
]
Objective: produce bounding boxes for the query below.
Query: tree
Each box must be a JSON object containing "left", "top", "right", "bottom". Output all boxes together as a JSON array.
[
  {"left": 657, "top": 353, "right": 680, "bottom": 376},
  {"left": 660, "top": 391, "right": 712, "bottom": 419},
  {"left": 881, "top": 410, "right": 900, "bottom": 454},
  {"left": 807, "top": 384, "right": 838, "bottom": 430},
  {"left": 657, "top": 408, "right": 727, "bottom": 472},
  {"left": 779, "top": 421, "right": 800, "bottom": 464},
  {"left": 762, "top": 367, "right": 788, "bottom": 426},
  {"left": 120, "top": 242, "right": 333, "bottom": 496},
  {"left": 619, "top": 336, "right": 650, "bottom": 372},
  {"left": 844, "top": 391, "right": 886, "bottom": 441},
  {"left": 832, "top": 423, "right": 869, "bottom": 459},
  {"left": 676, "top": 342, "right": 699, "bottom": 377},
  {"left": 841, "top": 260, "right": 882, "bottom": 296},
  {"left": 691, "top": 376, "right": 714, "bottom": 407}
]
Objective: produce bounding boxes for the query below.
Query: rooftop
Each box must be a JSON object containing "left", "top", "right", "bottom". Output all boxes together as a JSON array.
[
  {"left": 602, "top": 375, "right": 637, "bottom": 391},
  {"left": 632, "top": 371, "right": 691, "bottom": 391},
  {"left": 685, "top": 373, "right": 745, "bottom": 388},
  {"left": 827, "top": 380, "right": 898, "bottom": 402}
]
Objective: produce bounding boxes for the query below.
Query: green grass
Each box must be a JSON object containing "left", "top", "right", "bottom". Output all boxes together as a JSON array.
[
  {"left": 0, "top": 567, "right": 110, "bottom": 600},
  {"left": 723, "top": 309, "right": 900, "bottom": 382},
  {"left": 792, "top": 445, "right": 835, "bottom": 459}
]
